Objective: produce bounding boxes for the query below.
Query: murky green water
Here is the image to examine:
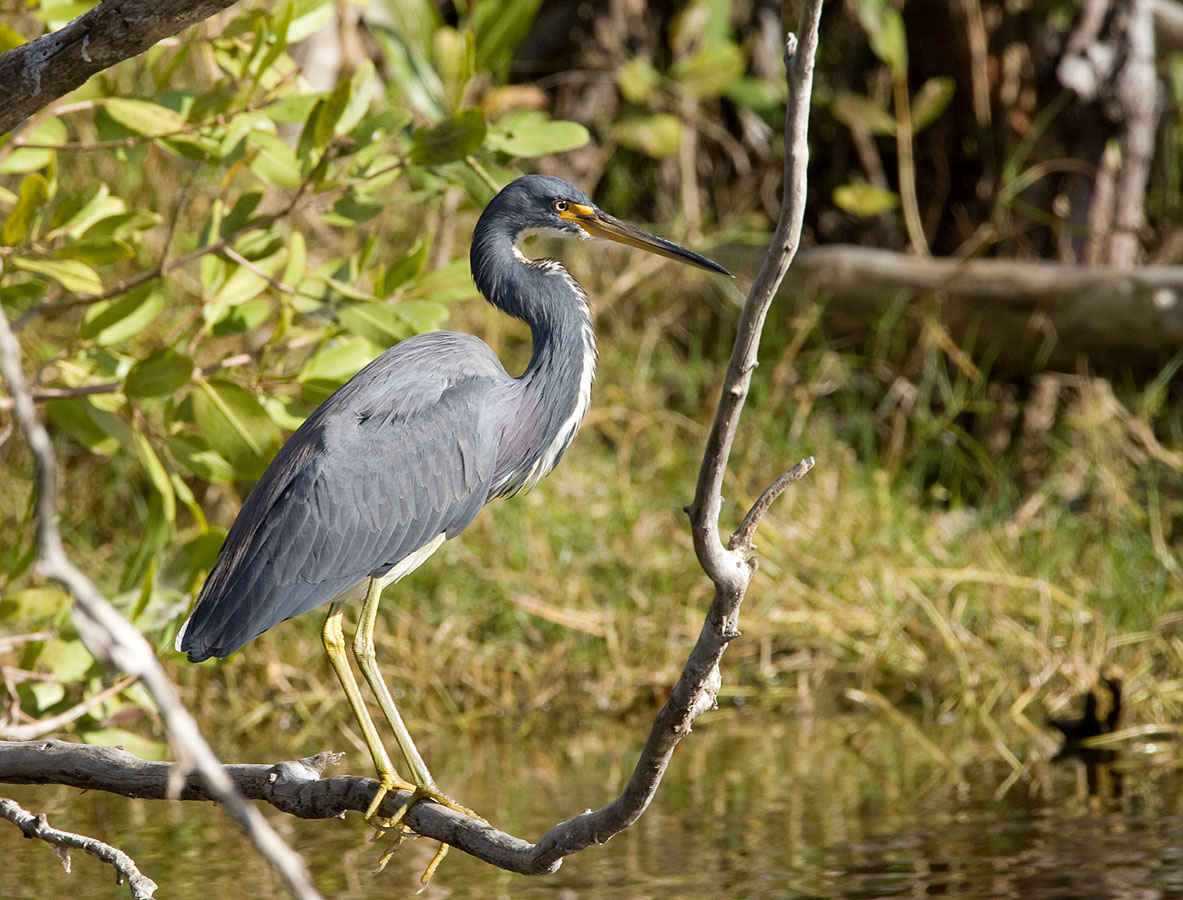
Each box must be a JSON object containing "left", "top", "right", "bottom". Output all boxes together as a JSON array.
[{"left": 4, "top": 709, "right": 1181, "bottom": 898}]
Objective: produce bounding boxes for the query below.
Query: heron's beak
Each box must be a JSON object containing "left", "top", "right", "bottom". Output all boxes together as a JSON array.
[{"left": 560, "top": 203, "right": 732, "bottom": 277}]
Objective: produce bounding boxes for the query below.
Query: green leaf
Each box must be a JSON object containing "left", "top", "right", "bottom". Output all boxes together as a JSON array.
[
  {"left": 211, "top": 252, "right": 284, "bottom": 308},
  {"left": 248, "top": 131, "right": 303, "bottom": 188},
  {"left": 2, "top": 173, "right": 48, "bottom": 246},
  {"left": 613, "top": 114, "right": 683, "bottom": 158},
  {"left": 211, "top": 299, "right": 271, "bottom": 335},
  {"left": 100, "top": 98, "right": 188, "bottom": 136},
  {"left": 0, "top": 586, "right": 68, "bottom": 622},
  {"left": 191, "top": 379, "right": 282, "bottom": 479},
  {"left": 392, "top": 300, "right": 447, "bottom": 334},
  {"left": 472, "top": 0, "right": 542, "bottom": 75},
  {"left": 410, "top": 109, "right": 486, "bottom": 166},
  {"left": 858, "top": 0, "right": 908, "bottom": 78},
  {"left": 121, "top": 493, "right": 172, "bottom": 590},
  {"left": 337, "top": 60, "right": 376, "bottom": 136},
  {"left": 408, "top": 258, "right": 475, "bottom": 303},
  {"left": 81, "top": 209, "right": 161, "bottom": 242},
  {"left": 55, "top": 238, "right": 136, "bottom": 267},
  {"left": 125, "top": 348, "right": 194, "bottom": 398},
  {"left": 911, "top": 77, "right": 956, "bottom": 132},
  {"left": 725, "top": 77, "right": 786, "bottom": 115},
  {"left": 45, "top": 397, "right": 130, "bottom": 456},
  {"left": 283, "top": 231, "right": 306, "bottom": 287},
  {"left": 831, "top": 91, "right": 896, "bottom": 136},
  {"left": 287, "top": 0, "right": 334, "bottom": 43},
  {"left": 167, "top": 434, "right": 237, "bottom": 484},
  {"left": 81, "top": 288, "right": 164, "bottom": 344},
  {"left": 314, "top": 77, "right": 354, "bottom": 147},
  {"left": 0, "top": 23, "right": 26, "bottom": 52},
  {"left": 11, "top": 255, "right": 103, "bottom": 295},
  {"left": 617, "top": 57, "right": 661, "bottom": 105},
  {"left": 376, "top": 240, "right": 429, "bottom": 297},
  {"left": 670, "top": 42, "right": 746, "bottom": 99},
  {"left": 254, "top": 0, "right": 294, "bottom": 83},
  {"left": 297, "top": 337, "right": 374, "bottom": 403},
  {"left": 486, "top": 111, "right": 589, "bottom": 157},
  {"left": 132, "top": 430, "right": 176, "bottom": 522},
  {"left": 37, "top": 638, "right": 95, "bottom": 682},
  {"left": 834, "top": 181, "right": 900, "bottom": 217},
  {"left": 339, "top": 300, "right": 414, "bottom": 348},
  {"left": 260, "top": 395, "right": 310, "bottom": 431},
  {"left": 23, "top": 681, "right": 63, "bottom": 713},
  {"left": 0, "top": 117, "right": 66, "bottom": 174}
]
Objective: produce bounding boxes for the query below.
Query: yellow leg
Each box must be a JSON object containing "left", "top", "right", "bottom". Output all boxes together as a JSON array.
[
  {"left": 353, "top": 576, "right": 482, "bottom": 826},
  {"left": 322, "top": 601, "right": 414, "bottom": 819}
]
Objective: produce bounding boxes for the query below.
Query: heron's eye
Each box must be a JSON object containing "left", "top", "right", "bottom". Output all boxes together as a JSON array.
[{"left": 552, "top": 199, "right": 568, "bottom": 213}]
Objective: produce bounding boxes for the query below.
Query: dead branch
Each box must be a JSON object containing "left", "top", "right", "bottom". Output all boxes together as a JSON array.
[
  {"left": 0, "top": 795, "right": 158, "bottom": 899},
  {"left": 0, "top": 676, "right": 136, "bottom": 741},
  {"left": 0, "top": 0, "right": 241, "bottom": 136}
]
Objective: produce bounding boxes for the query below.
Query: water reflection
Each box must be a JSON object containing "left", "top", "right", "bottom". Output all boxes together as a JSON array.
[{"left": 3, "top": 709, "right": 1181, "bottom": 899}]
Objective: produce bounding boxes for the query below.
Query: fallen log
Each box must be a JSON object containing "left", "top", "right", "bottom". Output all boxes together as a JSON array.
[{"left": 781, "top": 246, "right": 1183, "bottom": 377}]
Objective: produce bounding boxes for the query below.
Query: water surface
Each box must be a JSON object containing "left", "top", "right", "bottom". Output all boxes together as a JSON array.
[{"left": 3, "top": 709, "right": 1180, "bottom": 898}]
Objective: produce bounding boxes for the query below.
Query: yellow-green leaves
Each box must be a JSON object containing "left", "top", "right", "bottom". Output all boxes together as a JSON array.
[
  {"left": 2, "top": 173, "right": 48, "bottom": 246},
  {"left": 410, "top": 109, "right": 487, "bottom": 165},
  {"left": 614, "top": 115, "right": 683, "bottom": 159},
  {"left": 486, "top": 110, "right": 589, "bottom": 158},
  {"left": 191, "top": 378, "right": 282, "bottom": 480},
  {"left": 124, "top": 348, "right": 194, "bottom": 399},
  {"left": 12, "top": 256, "right": 104, "bottom": 296},
  {"left": 100, "top": 98, "right": 188, "bottom": 137}
]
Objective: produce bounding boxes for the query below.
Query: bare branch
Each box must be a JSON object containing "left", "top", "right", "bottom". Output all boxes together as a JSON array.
[
  {"left": 729, "top": 457, "right": 817, "bottom": 554},
  {"left": 0, "top": 0, "right": 241, "bottom": 136},
  {"left": 0, "top": 293, "right": 324, "bottom": 900},
  {"left": 689, "top": 22, "right": 820, "bottom": 575},
  {"left": 0, "top": 795, "right": 158, "bottom": 900},
  {"left": 0, "top": 675, "right": 137, "bottom": 741}
]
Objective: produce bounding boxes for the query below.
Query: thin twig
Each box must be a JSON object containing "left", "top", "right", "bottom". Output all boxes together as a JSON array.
[
  {"left": 0, "top": 352, "right": 256, "bottom": 412},
  {"left": 729, "top": 457, "right": 816, "bottom": 552},
  {"left": 0, "top": 797, "right": 158, "bottom": 900},
  {"left": 0, "top": 674, "right": 137, "bottom": 741},
  {"left": 0, "top": 301, "right": 324, "bottom": 900}
]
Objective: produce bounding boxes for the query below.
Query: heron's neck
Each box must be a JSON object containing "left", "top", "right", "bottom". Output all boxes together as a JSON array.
[{"left": 472, "top": 233, "right": 597, "bottom": 492}]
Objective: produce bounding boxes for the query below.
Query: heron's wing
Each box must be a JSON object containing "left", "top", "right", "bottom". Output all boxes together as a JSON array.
[{"left": 178, "top": 335, "right": 509, "bottom": 660}]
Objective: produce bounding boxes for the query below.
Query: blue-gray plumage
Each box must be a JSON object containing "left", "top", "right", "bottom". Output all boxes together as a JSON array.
[
  {"left": 174, "top": 175, "right": 729, "bottom": 832},
  {"left": 177, "top": 174, "right": 728, "bottom": 663}
]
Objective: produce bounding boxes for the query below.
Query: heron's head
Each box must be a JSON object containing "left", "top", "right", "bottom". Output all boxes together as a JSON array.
[{"left": 482, "top": 174, "right": 731, "bottom": 277}]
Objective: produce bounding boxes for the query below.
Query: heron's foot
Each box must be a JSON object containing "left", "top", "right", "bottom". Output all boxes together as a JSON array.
[
  {"left": 371, "top": 829, "right": 450, "bottom": 887},
  {"left": 369, "top": 781, "right": 485, "bottom": 832},
  {"left": 364, "top": 773, "right": 418, "bottom": 825}
]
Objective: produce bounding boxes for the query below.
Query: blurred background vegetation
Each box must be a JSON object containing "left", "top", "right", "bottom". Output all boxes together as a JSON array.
[{"left": 1, "top": 0, "right": 1180, "bottom": 778}]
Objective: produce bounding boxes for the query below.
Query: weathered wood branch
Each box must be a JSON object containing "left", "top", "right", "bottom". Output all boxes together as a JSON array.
[
  {"left": 783, "top": 245, "right": 1183, "bottom": 376},
  {"left": 0, "top": 794, "right": 158, "bottom": 899},
  {"left": 0, "top": 0, "right": 241, "bottom": 136},
  {"left": 0, "top": 741, "right": 551, "bottom": 874}
]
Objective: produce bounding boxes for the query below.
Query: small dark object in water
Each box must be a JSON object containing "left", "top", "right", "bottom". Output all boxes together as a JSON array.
[{"left": 1049, "top": 673, "right": 1123, "bottom": 748}]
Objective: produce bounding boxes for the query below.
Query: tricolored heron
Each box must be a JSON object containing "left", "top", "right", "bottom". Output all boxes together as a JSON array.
[{"left": 176, "top": 174, "right": 730, "bottom": 836}]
